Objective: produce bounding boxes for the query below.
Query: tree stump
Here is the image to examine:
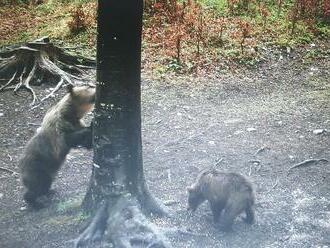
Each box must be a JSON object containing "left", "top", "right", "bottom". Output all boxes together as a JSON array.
[{"left": 0, "top": 37, "right": 95, "bottom": 104}]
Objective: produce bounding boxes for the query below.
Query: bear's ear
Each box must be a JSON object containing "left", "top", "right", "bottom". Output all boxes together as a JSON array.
[{"left": 67, "top": 84, "right": 74, "bottom": 94}]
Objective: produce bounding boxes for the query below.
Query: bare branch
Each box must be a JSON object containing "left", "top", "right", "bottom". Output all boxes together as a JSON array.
[
  {"left": 288, "top": 158, "right": 328, "bottom": 171},
  {"left": 163, "top": 227, "right": 209, "bottom": 238},
  {"left": 254, "top": 146, "right": 269, "bottom": 156},
  {"left": 0, "top": 167, "right": 18, "bottom": 175}
]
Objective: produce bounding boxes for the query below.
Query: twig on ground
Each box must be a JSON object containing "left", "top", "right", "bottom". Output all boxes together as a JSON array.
[
  {"left": 7, "top": 154, "right": 12, "bottom": 161},
  {"left": 0, "top": 167, "right": 18, "bottom": 175},
  {"left": 256, "top": 162, "right": 262, "bottom": 172},
  {"left": 288, "top": 158, "right": 328, "bottom": 171},
  {"left": 214, "top": 158, "right": 224, "bottom": 167},
  {"left": 249, "top": 160, "right": 261, "bottom": 165},
  {"left": 254, "top": 146, "right": 269, "bottom": 156},
  {"left": 153, "top": 125, "right": 217, "bottom": 153},
  {"left": 167, "top": 169, "right": 172, "bottom": 183},
  {"left": 265, "top": 176, "right": 279, "bottom": 193},
  {"left": 27, "top": 122, "right": 40, "bottom": 126},
  {"left": 248, "top": 163, "right": 253, "bottom": 176},
  {"left": 272, "top": 177, "right": 278, "bottom": 189},
  {"left": 248, "top": 160, "right": 261, "bottom": 176},
  {"left": 163, "top": 200, "right": 179, "bottom": 206},
  {"left": 60, "top": 45, "right": 85, "bottom": 50},
  {"left": 279, "top": 235, "right": 291, "bottom": 242},
  {"left": 163, "top": 227, "right": 208, "bottom": 238}
]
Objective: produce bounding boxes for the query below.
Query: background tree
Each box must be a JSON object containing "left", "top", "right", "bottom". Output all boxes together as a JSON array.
[{"left": 74, "top": 0, "right": 171, "bottom": 247}]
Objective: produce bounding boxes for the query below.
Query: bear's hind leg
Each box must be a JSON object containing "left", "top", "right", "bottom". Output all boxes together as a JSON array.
[
  {"left": 23, "top": 172, "right": 52, "bottom": 210},
  {"left": 24, "top": 191, "right": 44, "bottom": 209},
  {"left": 220, "top": 199, "right": 246, "bottom": 231},
  {"left": 210, "top": 202, "right": 224, "bottom": 223},
  {"left": 244, "top": 203, "right": 255, "bottom": 224}
]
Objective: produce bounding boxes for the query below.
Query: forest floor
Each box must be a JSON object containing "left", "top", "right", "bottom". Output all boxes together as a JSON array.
[{"left": 0, "top": 46, "right": 329, "bottom": 248}]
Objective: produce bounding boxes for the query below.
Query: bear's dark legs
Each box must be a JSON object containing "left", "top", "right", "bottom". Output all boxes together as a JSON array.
[
  {"left": 219, "top": 211, "right": 235, "bottom": 231},
  {"left": 67, "top": 127, "right": 93, "bottom": 149},
  {"left": 220, "top": 202, "right": 245, "bottom": 231},
  {"left": 244, "top": 204, "right": 255, "bottom": 224},
  {"left": 210, "top": 202, "right": 224, "bottom": 223},
  {"left": 24, "top": 191, "right": 45, "bottom": 209},
  {"left": 23, "top": 172, "right": 52, "bottom": 209}
]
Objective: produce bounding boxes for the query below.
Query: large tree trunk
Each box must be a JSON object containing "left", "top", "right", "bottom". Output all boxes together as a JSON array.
[{"left": 74, "top": 0, "right": 170, "bottom": 247}]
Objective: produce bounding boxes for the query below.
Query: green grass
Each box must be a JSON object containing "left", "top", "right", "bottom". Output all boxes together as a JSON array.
[
  {"left": 1, "top": 0, "right": 329, "bottom": 73},
  {"left": 316, "top": 22, "right": 330, "bottom": 39},
  {"left": 56, "top": 197, "right": 83, "bottom": 213},
  {"left": 43, "top": 212, "right": 89, "bottom": 226},
  {"left": 198, "top": 0, "right": 227, "bottom": 14},
  {"left": 198, "top": 0, "right": 328, "bottom": 48}
]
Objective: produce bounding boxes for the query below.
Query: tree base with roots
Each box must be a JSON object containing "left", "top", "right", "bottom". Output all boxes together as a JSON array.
[
  {"left": 0, "top": 37, "right": 95, "bottom": 105},
  {"left": 73, "top": 195, "right": 172, "bottom": 248}
]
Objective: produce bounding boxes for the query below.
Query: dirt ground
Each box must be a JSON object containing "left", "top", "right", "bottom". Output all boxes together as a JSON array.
[{"left": 0, "top": 49, "right": 329, "bottom": 248}]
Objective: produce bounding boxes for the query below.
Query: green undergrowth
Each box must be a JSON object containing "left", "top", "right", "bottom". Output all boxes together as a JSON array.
[{"left": 1, "top": 0, "right": 329, "bottom": 73}]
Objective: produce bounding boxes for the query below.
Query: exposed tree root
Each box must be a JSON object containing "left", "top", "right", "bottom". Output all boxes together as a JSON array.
[
  {"left": 288, "top": 158, "right": 328, "bottom": 172},
  {"left": 82, "top": 176, "right": 169, "bottom": 219},
  {"left": 40, "top": 78, "right": 64, "bottom": 102},
  {"left": 73, "top": 201, "right": 109, "bottom": 247},
  {"left": 137, "top": 186, "right": 170, "bottom": 217},
  {"left": 0, "top": 37, "right": 95, "bottom": 105},
  {"left": 73, "top": 195, "right": 172, "bottom": 248}
]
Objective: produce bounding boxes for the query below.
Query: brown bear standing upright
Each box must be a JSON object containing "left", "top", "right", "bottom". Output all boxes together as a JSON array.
[
  {"left": 187, "top": 168, "right": 255, "bottom": 231},
  {"left": 20, "top": 84, "right": 96, "bottom": 209}
]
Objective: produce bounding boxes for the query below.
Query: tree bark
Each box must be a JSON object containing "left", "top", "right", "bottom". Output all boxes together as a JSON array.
[{"left": 74, "top": 0, "right": 170, "bottom": 247}]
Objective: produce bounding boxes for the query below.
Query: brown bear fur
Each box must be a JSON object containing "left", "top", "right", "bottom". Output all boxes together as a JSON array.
[
  {"left": 20, "top": 84, "right": 95, "bottom": 209},
  {"left": 187, "top": 168, "right": 255, "bottom": 231}
]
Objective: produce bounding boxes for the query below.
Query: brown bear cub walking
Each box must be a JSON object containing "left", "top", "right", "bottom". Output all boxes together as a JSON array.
[
  {"left": 20, "top": 84, "right": 96, "bottom": 209},
  {"left": 187, "top": 169, "right": 255, "bottom": 231}
]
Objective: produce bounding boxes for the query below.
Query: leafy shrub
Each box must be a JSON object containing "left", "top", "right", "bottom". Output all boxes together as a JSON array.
[
  {"left": 68, "top": 5, "right": 87, "bottom": 34},
  {"left": 67, "top": 2, "right": 96, "bottom": 35}
]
